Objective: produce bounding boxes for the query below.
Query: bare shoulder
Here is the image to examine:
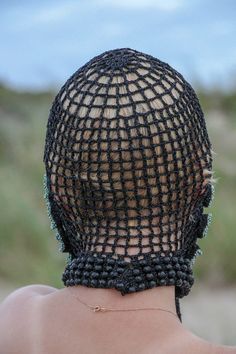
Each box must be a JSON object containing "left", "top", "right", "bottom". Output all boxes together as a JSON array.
[
  {"left": 0, "top": 284, "right": 58, "bottom": 354},
  {"left": 215, "top": 344, "right": 236, "bottom": 354},
  {"left": 183, "top": 330, "right": 236, "bottom": 354},
  {"left": 0, "top": 284, "right": 58, "bottom": 315},
  {"left": 162, "top": 326, "right": 236, "bottom": 354},
  {"left": 0, "top": 284, "right": 58, "bottom": 317},
  {"left": 208, "top": 343, "right": 236, "bottom": 354}
]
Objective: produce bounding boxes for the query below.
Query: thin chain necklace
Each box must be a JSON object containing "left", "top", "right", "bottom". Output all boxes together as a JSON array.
[{"left": 68, "top": 288, "right": 179, "bottom": 320}]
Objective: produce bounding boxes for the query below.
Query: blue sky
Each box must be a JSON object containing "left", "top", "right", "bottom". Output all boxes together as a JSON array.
[{"left": 0, "top": 0, "right": 235, "bottom": 90}]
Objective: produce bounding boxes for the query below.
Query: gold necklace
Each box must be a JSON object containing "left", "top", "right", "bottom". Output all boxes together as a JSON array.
[{"left": 68, "top": 288, "right": 179, "bottom": 320}]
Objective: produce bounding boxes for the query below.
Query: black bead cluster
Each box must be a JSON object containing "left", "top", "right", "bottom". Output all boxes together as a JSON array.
[
  {"left": 202, "top": 183, "right": 213, "bottom": 207},
  {"left": 62, "top": 252, "right": 194, "bottom": 298}
]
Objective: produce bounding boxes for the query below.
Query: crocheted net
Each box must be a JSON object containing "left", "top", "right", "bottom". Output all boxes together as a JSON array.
[{"left": 43, "top": 48, "right": 213, "bottom": 322}]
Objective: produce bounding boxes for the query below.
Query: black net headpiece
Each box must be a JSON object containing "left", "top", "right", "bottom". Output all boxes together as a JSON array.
[{"left": 43, "top": 48, "right": 214, "bottom": 322}]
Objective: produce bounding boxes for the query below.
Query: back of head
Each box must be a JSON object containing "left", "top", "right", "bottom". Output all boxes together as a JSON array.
[{"left": 43, "top": 48, "right": 214, "bottom": 321}]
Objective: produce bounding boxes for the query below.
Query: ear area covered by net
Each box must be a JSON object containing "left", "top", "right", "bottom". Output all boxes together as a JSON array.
[
  {"left": 43, "top": 173, "right": 73, "bottom": 255},
  {"left": 43, "top": 47, "right": 214, "bottom": 321},
  {"left": 181, "top": 183, "right": 214, "bottom": 265}
]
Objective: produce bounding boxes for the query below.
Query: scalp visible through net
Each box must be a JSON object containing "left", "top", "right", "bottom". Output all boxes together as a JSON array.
[{"left": 43, "top": 48, "right": 214, "bottom": 322}]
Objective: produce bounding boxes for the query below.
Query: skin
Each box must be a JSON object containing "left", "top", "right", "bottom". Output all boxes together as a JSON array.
[{"left": 0, "top": 284, "right": 235, "bottom": 354}]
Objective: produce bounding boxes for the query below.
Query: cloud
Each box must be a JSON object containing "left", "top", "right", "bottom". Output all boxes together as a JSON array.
[
  {"left": 2, "top": 1, "right": 82, "bottom": 31},
  {"left": 30, "top": 3, "right": 78, "bottom": 25},
  {"left": 2, "top": 0, "right": 185, "bottom": 34},
  {"left": 93, "top": 0, "right": 185, "bottom": 11}
]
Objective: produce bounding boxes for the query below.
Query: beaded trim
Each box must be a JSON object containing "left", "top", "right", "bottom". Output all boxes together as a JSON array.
[{"left": 62, "top": 252, "right": 194, "bottom": 299}]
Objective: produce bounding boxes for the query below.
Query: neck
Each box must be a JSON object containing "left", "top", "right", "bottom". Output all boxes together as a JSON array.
[{"left": 67, "top": 284, "right": 180, "bottom": 325}]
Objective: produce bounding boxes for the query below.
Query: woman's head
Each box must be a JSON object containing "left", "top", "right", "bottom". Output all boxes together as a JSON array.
[{"left": 43, "top": 48, "right": 214, "bottom": 305}]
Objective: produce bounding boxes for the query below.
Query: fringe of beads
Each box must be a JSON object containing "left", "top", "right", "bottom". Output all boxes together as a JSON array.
[
  {"left": 208, "top": 184, "right": 215, "bottom": 208},
  {"left": 202, "top": 213, "right": 213, "bottom": 238},
  {"left": 190, "top": 246, "right": 203, "bottom": 267},
  {"left": 191, "top": 183, "right": 215, "bottom": 265},
  {"left": 201, "top": 183, "right": 214, "bottom": 239}
]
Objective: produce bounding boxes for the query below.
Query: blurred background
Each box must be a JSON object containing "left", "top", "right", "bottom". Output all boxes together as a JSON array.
[{"left": 0, "top": 0, "right": 235, "bottom": 346}]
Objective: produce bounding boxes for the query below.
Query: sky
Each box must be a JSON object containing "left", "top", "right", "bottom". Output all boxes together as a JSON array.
[{"left": 0, "top": 0, "right": 235, "bottom": 91}]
